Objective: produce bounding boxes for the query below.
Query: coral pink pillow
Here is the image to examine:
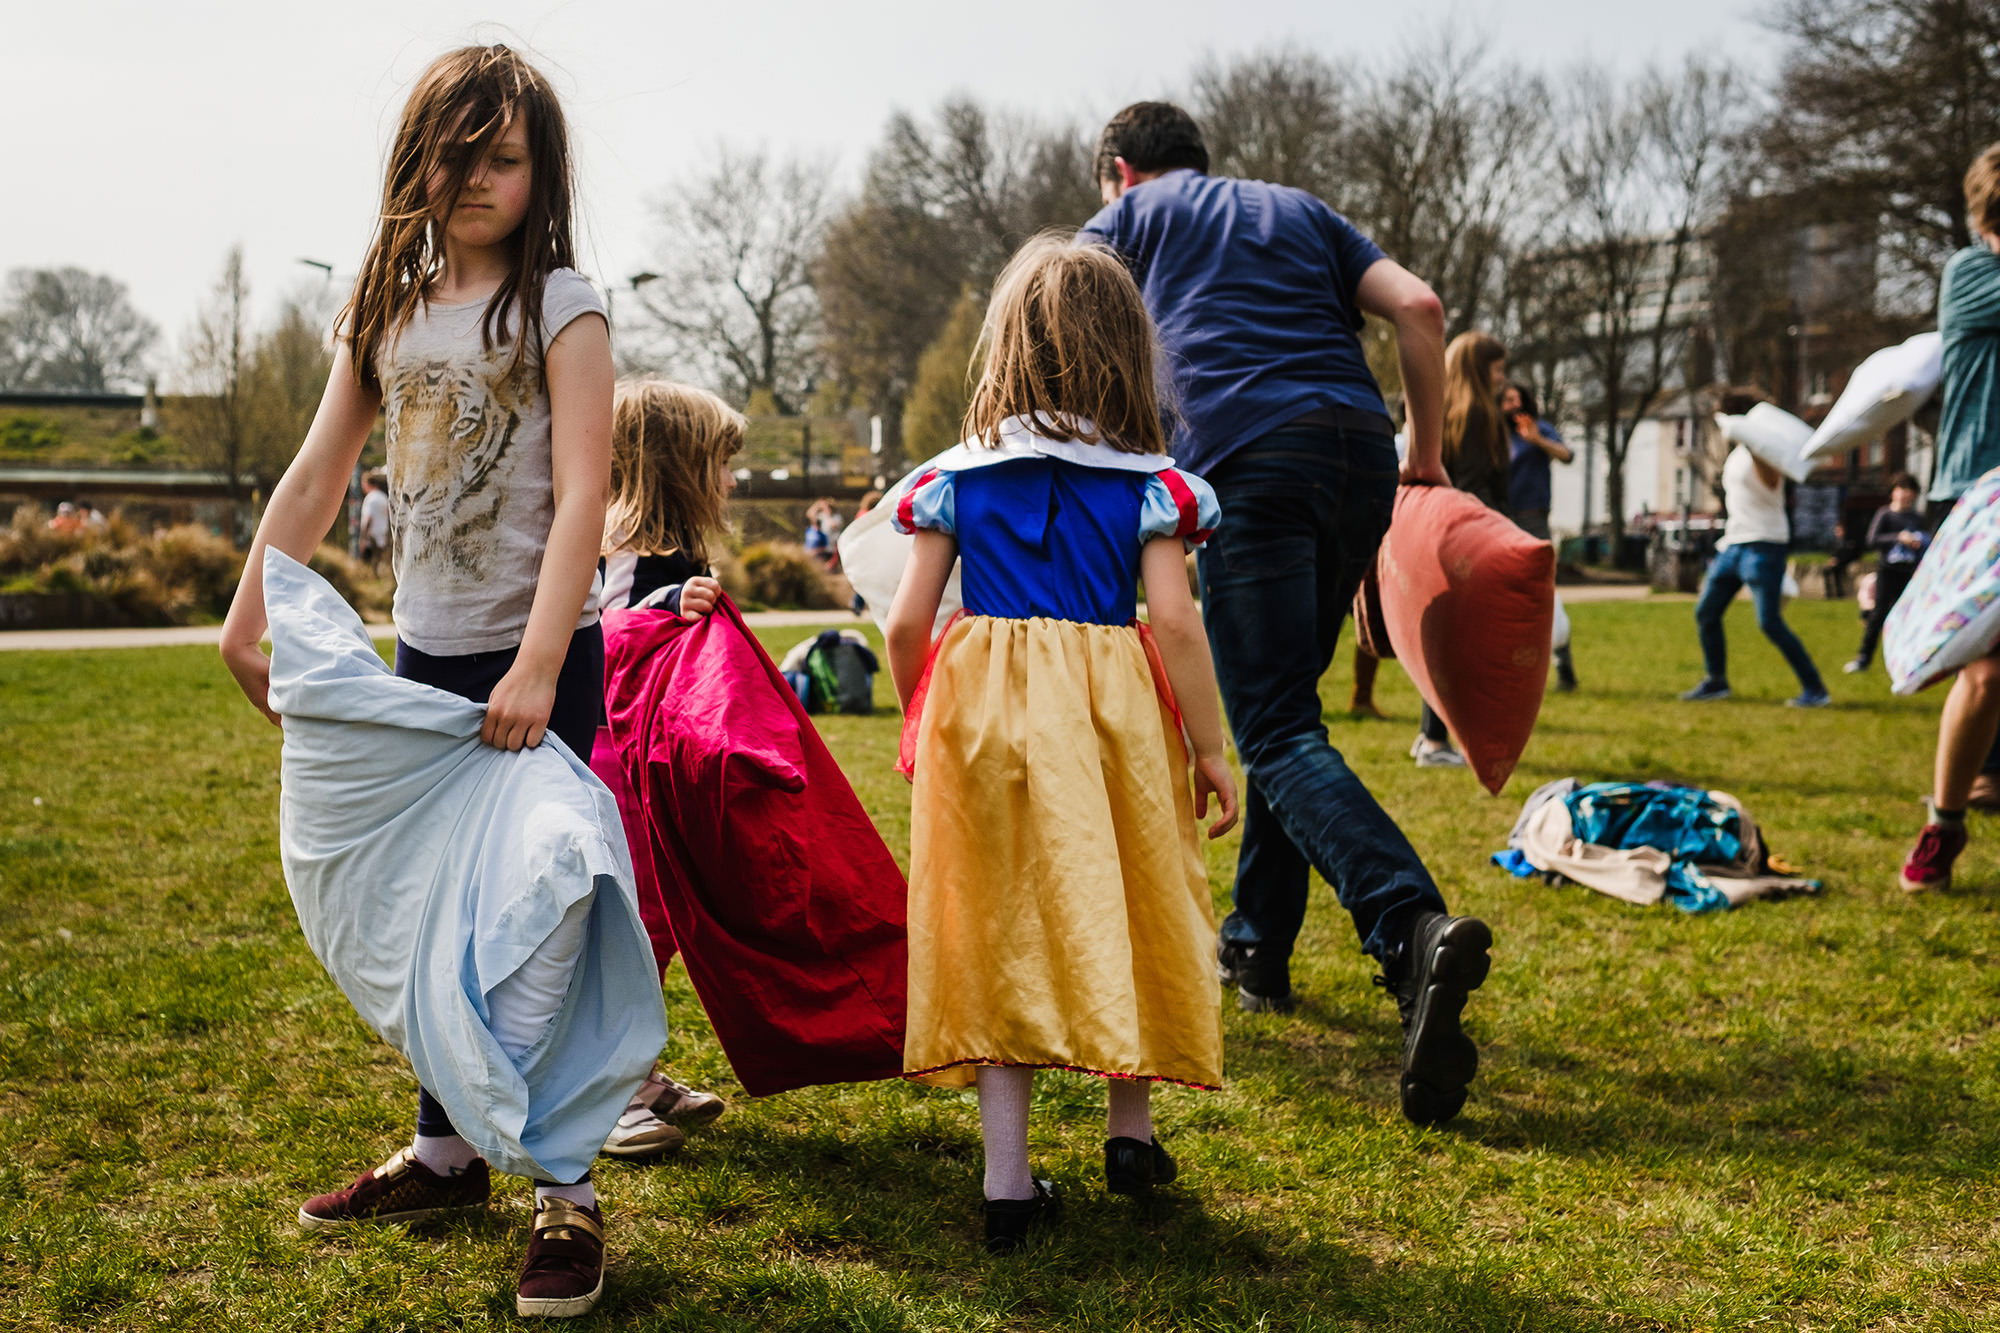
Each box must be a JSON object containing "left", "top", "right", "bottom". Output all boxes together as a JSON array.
[{"left": 1378, "top": 484, "right": 1555, "bottom": 793}]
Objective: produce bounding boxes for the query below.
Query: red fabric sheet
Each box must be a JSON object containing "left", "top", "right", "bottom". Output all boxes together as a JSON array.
[{"left": 596, "top": 599, "right": 908, "bottom": 1095}]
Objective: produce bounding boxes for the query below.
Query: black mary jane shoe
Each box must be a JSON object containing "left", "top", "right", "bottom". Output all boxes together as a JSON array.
[
  {"left": 1105, "top": 1136, "right": 1179, "bottom": 1195},
  {"left": 983, "top": 1179, "right": 1062, "bottom": 1254}
]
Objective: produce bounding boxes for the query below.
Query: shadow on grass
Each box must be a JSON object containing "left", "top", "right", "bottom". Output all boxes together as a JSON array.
[{"left": 587, "top": 1116, "right": 1614, "bottom": 1332}]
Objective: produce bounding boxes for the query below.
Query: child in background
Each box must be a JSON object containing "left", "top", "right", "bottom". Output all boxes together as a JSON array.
[
  {"left": 1845, "top": 472, "right": 1928, "bottom": 674},
  {"left": 593, "top": 379, "right": 738, "bottom": 1156},
  {"left": 885, "top": 236, "right": 1239, "bottom": 1254},
  {"left": 218, "top": 46, "right": 621, "bottom": 1318}
]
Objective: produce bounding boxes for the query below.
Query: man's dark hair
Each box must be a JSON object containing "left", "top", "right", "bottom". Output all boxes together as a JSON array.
[
  {"left": 1890, "top": 471, "right": 1920, "bottom": 492},
  {"left": 1095, "top": 102, "right": 1208, "bottom": 183}
]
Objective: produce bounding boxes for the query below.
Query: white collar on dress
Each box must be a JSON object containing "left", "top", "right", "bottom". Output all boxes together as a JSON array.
[{"left": 925, "top": 414, "right": 1176, "bottom": 475}]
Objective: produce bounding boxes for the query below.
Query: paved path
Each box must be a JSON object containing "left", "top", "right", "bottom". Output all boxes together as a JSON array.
[
  {"left": 0, "top": 589, "right": 1675, "bottom": 652},
  {"left": 0, "top": 607, "right": 878, "bottom": 651}
]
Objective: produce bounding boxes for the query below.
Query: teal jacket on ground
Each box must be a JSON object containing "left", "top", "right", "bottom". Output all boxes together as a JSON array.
[
  {"left": 264, "top": 550, "right": 665, "bottom": 1183},
  {"left": 1933, "top": 244, "right": 2000, "bottom": 502}
]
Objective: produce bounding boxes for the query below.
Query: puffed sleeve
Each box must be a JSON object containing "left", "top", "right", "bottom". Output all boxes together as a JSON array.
[
  {"left": 889, "top": 467, "right": 956, "bottom": 537},
  {"left": 1138, "top": 468, "right": 1221, "bottom": 549}
]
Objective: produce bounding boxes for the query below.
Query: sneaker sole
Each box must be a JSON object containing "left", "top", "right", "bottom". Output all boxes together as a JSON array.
[
  {"left": 1898, "top": 872, "right": 1948, "bottom": 894},
  {"left": 600, "top": 1132, "right": 687, "bottom": 1159},
  {"left": 517, "top": 1270, "right": 604, "bottom": 1318},
  {"left": 1401, "top": 917, "right": 1493, "bottom": 1126},
  {"left": 297, "top": 1202, "right": 480, "bottom": 1231},
  {"left": 665, "top": 1099, "right": 726, "bottom": 1127},
  {"left": 1236, "top": 988, "right": 1296, "bottom": 1014}
]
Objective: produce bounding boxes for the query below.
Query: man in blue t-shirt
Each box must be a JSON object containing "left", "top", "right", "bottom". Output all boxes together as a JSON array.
[{"left": 1082, "top": 102, "right": 1491, "bottom": 1127}]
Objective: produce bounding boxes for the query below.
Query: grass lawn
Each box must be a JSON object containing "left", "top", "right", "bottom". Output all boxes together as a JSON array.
[{"left": 4, "top": 598, "right": 1999, "bottom": 1331}]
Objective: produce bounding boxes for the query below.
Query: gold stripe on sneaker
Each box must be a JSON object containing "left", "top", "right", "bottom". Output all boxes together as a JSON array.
[{"left": 533, "top": 1200, "right": 603, "bottom": 1243}]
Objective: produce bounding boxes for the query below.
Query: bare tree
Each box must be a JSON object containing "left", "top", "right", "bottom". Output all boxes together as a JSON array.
[
  {"left": 0, "top": 267, "right": 159, "bottom": 392},
  {"left": 1189, "top": 47, "right": 1350, "bottom": 202},
  {"left": 1553, "top": 59, "right": 1746, "bottom": 546},
  {"left": 171, "top": 249, "right": 257, "bottom": 545},
  {"left": 1761, "top": 0, "right": 2000, "bottom": 288},
  {"left": 1346, "top": 38, "right": 1553, "bottom": 339},
  {"left": 242, "top": 296, "right": 334, "bottom": 496},
  {"left": 816, "top": 98, "right": 1096, "bottom": 466},
  {"left": 634, "top": 149, "right": 837, "bottom": 411}
]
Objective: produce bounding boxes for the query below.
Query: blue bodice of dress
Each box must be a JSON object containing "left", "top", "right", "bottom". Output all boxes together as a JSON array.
[{"left": 955, "top": 459, "right": 1148, "bottom": 625}]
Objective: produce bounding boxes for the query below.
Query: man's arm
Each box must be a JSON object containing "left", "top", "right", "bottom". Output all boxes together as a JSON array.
[{"left": 1356, "top": 258, "right": 1447, "bottom": 486}]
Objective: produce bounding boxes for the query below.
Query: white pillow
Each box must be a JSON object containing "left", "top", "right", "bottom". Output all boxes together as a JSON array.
[
  {"left": 1715, "top": 402, "right": 1816, "bottom": 482},
  {"left": 1800, "top": 331, "right": 1943, "bottom": 462}
]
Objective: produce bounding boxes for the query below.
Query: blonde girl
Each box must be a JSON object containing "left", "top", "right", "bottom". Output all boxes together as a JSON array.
[
  {"left": 592, "top": 379, "right": 738, "bottom": 1156},
  {"left": 219, "top": 45, "right": 618, "bottom": 1318},
  {"left": 885, "top": 235, "right": 1238, "bottom": 1254}
]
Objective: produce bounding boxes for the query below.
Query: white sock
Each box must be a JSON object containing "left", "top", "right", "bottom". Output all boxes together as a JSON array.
[
  {"left": 535, "top": 1178, "right": 597, "bottom": 1210},
  {"left": 975, "top": 1065, "right": 1035, "bottom": 1202},
  {"left": 410, "top": 1133, "right": 481, "bottom": 1176},
  {"left": 1107, "top": 1079, "right": 1153, "bottom": 1142}
]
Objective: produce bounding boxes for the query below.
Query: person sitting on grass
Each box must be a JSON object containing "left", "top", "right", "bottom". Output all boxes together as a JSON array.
[{"left": 1679, "top": 395, "right": 1830, "bottom": 709}]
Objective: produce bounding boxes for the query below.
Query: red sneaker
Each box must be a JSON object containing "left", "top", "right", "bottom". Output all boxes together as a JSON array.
[
  {"left": 517, "top": 1198, "right": 605, "bottom": 1318},
  {"left": 1899, "top": 823, "right": 1968, "bottom": 894},
  {"left": 297, "top": 1147, "right": 489, "bottom": 1230}
]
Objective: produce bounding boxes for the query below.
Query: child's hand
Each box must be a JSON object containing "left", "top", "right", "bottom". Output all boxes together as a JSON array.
[
  {"left": 484, "top": 662, "right": 558, "bottom": 751},
  {"left": 1193, "top": 751, "right": 1240, "bottom": 838},
  {"left": 221, "top": 636, "right": 280, "bottom": 727},
  {"left": 679, "top": 576, "right": 722, "bottom": 618}
]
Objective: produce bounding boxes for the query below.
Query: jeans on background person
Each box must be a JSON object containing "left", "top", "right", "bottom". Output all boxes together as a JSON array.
[
  {"left": 1197, "top": 425, "right": 1449, "bottom": 966},
  {"left": 1692, "top": 541, "right": 1825, "bottom": 695}
]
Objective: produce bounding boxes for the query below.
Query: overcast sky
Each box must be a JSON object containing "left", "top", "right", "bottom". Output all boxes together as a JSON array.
[{"left": 9, "top": 0, "right": 1782, "bottom": 376}]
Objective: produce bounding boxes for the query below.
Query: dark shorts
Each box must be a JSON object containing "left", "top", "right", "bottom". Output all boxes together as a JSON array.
[{"left": 394, "top": 623, "right": 606, "bottom": 756}]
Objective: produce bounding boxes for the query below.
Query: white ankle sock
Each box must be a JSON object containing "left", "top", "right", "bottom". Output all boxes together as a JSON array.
[
  {"left": 535, "top": 1178, "right": 597, "bottom": 1210},
  {"left": 410, "top": 1133, "right": 481, "bottom": 1176},
  {"left": 1106, "top": 1079, "right": 1153, "bottom": 1141},
  {"left": 975, "top": 1065, "right": 1035, "bottom": 1201}
]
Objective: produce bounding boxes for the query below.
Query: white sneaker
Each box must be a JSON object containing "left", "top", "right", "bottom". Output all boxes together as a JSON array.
[
  {"left": 632, "top": 1067, "right": 727, "bottom": 1127},
  {"left": 1411, "top": 737, "right": 1468, "bottom": 768},
  {"left": 601, "top": 1100, "right": 687, "bottom": 1159}
]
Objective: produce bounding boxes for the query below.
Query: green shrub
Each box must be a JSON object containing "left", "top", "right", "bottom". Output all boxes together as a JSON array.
[
  {"left": 738, "top": 542, "right": 838, "bottom": 609},
  {"left": 0, "top": 505, "right": 388, "bottom": 624}
]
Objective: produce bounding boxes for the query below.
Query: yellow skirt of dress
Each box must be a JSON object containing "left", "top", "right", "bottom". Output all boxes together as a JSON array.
[{"left": 904, "top": 615, "right": 1222, "bottom": 1090}]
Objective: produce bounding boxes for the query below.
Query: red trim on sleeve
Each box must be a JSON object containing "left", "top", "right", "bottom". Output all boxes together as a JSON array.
[
  {"left": 1158, "top": 468, "right": 1200, "bottom": 539},
  {"left": 897, "top": 468, "right": 940, "bottom": 534}
]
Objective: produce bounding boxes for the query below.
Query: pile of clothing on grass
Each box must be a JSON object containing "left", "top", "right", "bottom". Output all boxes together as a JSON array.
[{"left": 1493, "top": 780, "right": 1819, "bottom": 912}]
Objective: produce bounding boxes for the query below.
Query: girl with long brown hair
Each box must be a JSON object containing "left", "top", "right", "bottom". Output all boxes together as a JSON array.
[
  {"left": 1411, "top": 330, "right": 1516, "bottom": 767},
  {"left": 217, "top": 45, "right": 625, "bottom": 1317},
  {"left": 884, "top": 235, "right": 1238, "bottom": 1254}
]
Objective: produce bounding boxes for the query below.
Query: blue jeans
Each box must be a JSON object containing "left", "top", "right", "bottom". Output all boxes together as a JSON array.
[
  {"left": 1197, "top": 428, "right": 1448, "bottom": 965},
  {"left": 1693, "top": 541, "right": 1825, "bottom": 694}
]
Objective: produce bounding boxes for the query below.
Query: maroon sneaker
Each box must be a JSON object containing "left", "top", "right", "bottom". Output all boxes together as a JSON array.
[
  {"left": 517, "top": 1198, "right": 605, "bottom": 1318},
  {"left": 1899, "top": 822, "right": 1969, "bottom": 894},
  {"left": 297, "top": 1147, "right": 490, "bottom": 1230}
]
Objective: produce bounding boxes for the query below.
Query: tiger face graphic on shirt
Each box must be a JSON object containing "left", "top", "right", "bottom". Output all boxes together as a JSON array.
[
  {"left": 384, "top": 351, "right": 531, "bottom": 579},
  {"left": 374, "top": 270, "right": 606, "bottom": 655}
]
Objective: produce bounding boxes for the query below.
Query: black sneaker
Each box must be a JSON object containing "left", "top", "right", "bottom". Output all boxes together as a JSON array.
[
  {"left": 1377, "top": 912, "right": 1492, "bottom": 1126},
  {"left": 1105, "top": 1136, "right": 1178, "bottom": 1195},
  {"left": 984, "top": 1179, "right": 1061, "bottom": 1254},
  {"left": 1216, "top": 938, "right": 1295, "bottom": 1013},
  {"left": 1678, "top": 680, "right": 1731, "bottom": 703}
]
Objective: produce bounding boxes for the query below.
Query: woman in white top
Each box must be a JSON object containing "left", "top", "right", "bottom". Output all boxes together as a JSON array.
[{"left": 1679, "top": 442, "right": 1829, "bottom": 707}]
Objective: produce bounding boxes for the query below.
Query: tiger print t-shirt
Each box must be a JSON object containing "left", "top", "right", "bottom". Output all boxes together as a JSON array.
[{"left": 378, "top": 268, "right": 606, "bottom": 654}]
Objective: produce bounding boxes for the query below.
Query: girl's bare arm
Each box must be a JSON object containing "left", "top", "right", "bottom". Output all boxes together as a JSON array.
[
  {"left": 219, "top": 340, "right": 383, "bottom": 723},
  {"left": 1140, "top": 536, "right": 1239, "bottom": 836},
  {"left": 886, "top": 530, "right": 957, "bottom": 714},
  {"left": 484, "top": 312, "right": 613, "bottom": 751}
]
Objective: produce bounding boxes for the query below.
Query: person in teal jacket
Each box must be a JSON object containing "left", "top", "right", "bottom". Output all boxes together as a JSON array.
[{"left": 1901, "top": 144, "right": 2000, "bottom": 892}]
